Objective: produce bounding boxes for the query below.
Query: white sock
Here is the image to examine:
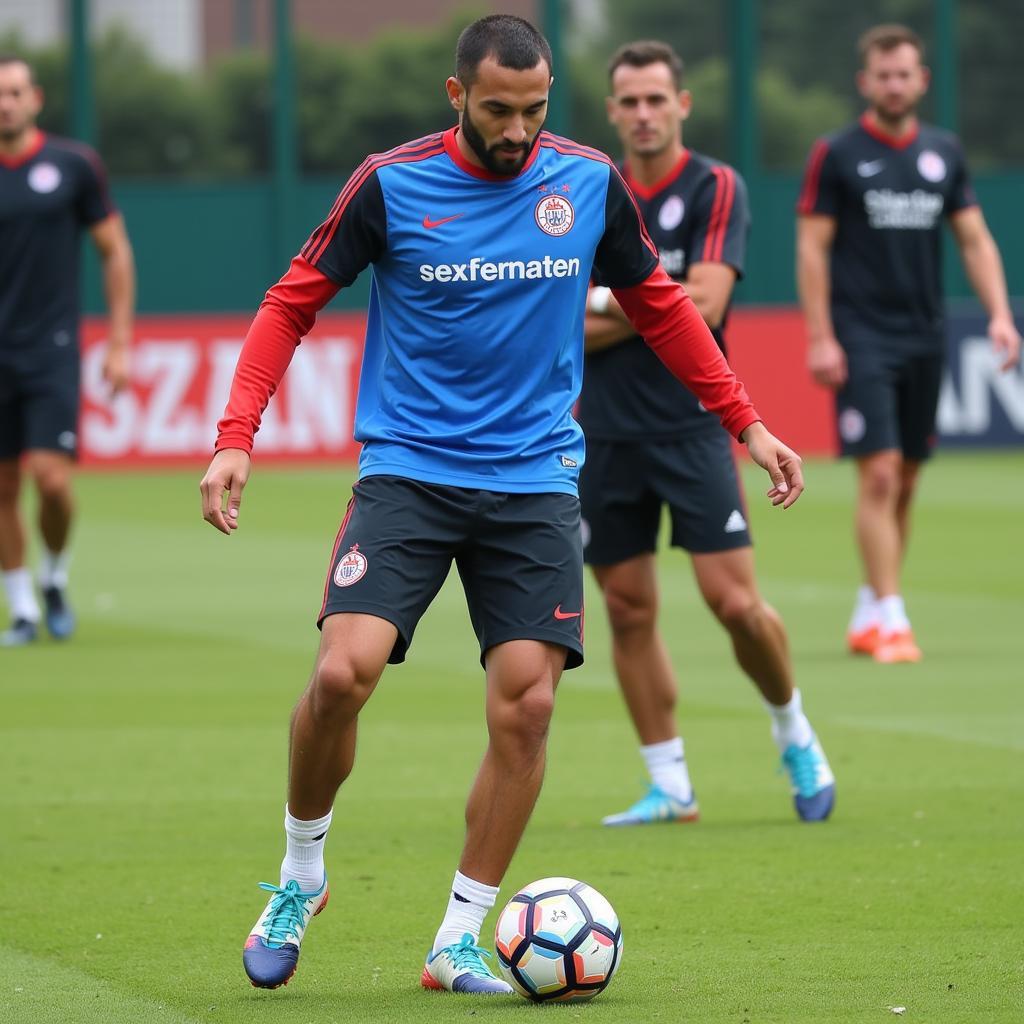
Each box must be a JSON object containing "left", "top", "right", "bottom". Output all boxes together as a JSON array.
[
  {"left": 3, "top": 568, "right": 40, "bottom": 622},
  {"left": 767, "top": 688, "right": 815, "bottom": 752},
  {"left": 878, "top": 594, "right": 911, "bottom": 633},
  {"left": 39, "top": 549, "right": 71, "bottom": 590},
  {"left": 432, "top": 870, "right": 498, "bottom": 954},
  {"left": 279, "top": 805, "right": 331, "bottom": 893},
  {"left": 641, "top": 737, "right": 693, "bottom": 803},
  {"left": 848, "top": 584, "right": 879, "bottom": 633}
]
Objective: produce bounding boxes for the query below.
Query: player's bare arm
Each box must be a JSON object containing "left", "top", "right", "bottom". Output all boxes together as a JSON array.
[
  {"left": 949, "top": 206, "right": 1021, "bottom": 370},
  {"left": 200, "top": 448, "right": 252, "bottom": 535},
  {"left": 682, "top": 262, "right": 738, "bottom": 330},
  {"left": 583, "top": 286, "right": 634, "bottom": 352},
  {"left": 796, "top": 214, "right": 846, "bottom": 389},
  {"left": 89, "top": 213, "right": 136, "bottom": 395},
  {"left": 739, "top": 421, "right": 804, "bottom": 509}
]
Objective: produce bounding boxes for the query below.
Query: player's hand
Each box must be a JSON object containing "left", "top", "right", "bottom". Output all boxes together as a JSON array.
[
  {"left": 807, "top": 335, "right": 847, "bottom": 390},
  {"left": 200, "top": 448, "right": 252, "bottom": 535},
  {"left": 102, "top": 344, "right": 131, "bottom": 396},
  {"left": 740, "top": 422, "right": 804, "bottom": 509},
  {"left": 989, "top": 315, "right": 1021, "bottom": 371}
]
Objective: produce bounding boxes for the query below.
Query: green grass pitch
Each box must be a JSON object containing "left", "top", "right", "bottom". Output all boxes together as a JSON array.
[{"left": 2, "top": 453, "right": 1022, "bottom": 1023}]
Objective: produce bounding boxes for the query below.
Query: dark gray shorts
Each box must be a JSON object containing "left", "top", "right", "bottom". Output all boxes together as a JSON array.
[
  {"left": 319, "top": 475, "right": 584, "bottom": 669},
  {"left": 0, "top": 345, "right": 80, "bottom": 459},
  {"left": 580, "top": 431, "right": 752, "bottom": 565}
]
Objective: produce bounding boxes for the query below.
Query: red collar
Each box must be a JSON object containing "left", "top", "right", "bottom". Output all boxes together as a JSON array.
[
  {"left": 623, "top": 149, "right": 690, "bottom": 200},
  {"left": 0, "top": 129, "right": 46, "bottom": 169},
  {"left": 859, "top": 113, "right": 919, "bottom": 150},
  {"left": 443, "top": 126, "right": 542, "bottom": 181}
]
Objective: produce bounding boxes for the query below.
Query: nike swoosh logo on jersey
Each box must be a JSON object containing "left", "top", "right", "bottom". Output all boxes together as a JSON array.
[
  {"left": 857, "top": 159, "right": 885, "bottom": 177},
  {"left": 422, "top": 213, "right": 465, "bottom": 229},
  {"left": 553, "top": 605, "right": 582, "bottom": 620}
]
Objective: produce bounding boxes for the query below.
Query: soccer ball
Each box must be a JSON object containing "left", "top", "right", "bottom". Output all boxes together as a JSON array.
[{"left": 494, "top": 876, "right": 623, "bottom": 1002}]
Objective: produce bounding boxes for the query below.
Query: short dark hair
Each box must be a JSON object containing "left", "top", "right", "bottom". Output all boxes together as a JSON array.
[
  {"left": 858, "top": 24, "right": 925, "bottom": 65},
  {"left": 0, "top": 53, "right": 36, "bottom": 84},
  {"left": 607, "top": 41, "right": 685, "bottom": 89},
  {"left": 455, "top": 15, "right": 552, "bottom": 86}
]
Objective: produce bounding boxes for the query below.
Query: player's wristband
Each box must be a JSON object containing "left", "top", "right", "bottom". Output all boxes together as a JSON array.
[{"left": 587, "top": 286, "right": 612, "bottom": 315}]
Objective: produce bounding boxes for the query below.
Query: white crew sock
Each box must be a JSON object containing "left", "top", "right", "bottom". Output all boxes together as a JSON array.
[
  {"left": 432, "top": 870, "right": 499, "bottom": 954},
  {"left": 3, "top": 568, "right": 40, "bottom": 622},
  {"left": 279, "top": 805, "right": 332, "bottom": 893},
  {"left": 848, "top": 584, "right": 879, "bottom": 633},
  {"left": 767, "top": 688, "right": 815, "bottom": 753},
  {"left": 39, "top": 549, "right": 71, "bottom": 590},
  {"left": 878, "top": 594, "right": 911, "bottom": 633},
  {"left": 641, "top": 737, "right": 693, "bottom": 803}
]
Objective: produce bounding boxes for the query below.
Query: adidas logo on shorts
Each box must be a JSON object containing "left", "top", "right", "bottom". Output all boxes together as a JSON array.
[{"left": 724, "top": 510, "right": 747, "bottom": 534}]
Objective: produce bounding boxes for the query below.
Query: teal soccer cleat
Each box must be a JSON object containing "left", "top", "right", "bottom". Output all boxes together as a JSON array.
[
  {"left": 1, "top": 618, "right": 38, "bottom": 647},
  {"left": 43, "top": 586, "right": 76, "bottom": 640},
  {"left": 601, "top": 784, "right": 700, "bottom": 826},
  {"left": 243, "top": 878, "right": 329, "bottom": 989},
  {"left": 421, "top": 933, "right": 513, "bottom": 994},
  {"left": 781, "top": 737, "right": 835, "bottom": 822}
]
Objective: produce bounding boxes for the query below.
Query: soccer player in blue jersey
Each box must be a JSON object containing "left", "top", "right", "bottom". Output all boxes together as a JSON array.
[
  {"left": 580, "top": 41, "right": 834, "bottom": 826},
  {"left": 0, "top": 55, "right": 135, "bottom": 647},
  {"left": 200, "top": 15, "right": 804, "bottom": 996},
  {"left": 797, "top": 25, "right": 1020, "bottom": 663}
]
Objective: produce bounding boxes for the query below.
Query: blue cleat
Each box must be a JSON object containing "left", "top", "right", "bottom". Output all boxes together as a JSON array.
[
  {"left": 782, "top": 737, "right": 835, "bottom": 822},
  {"left": 243, "top": 877, "right": 328, "bottom": 989},
  {"left": 43, "top": 586, "right": 75, "bottom": 640},
  {"left": 601, "top": 784, "right": 700, "bottom": 826},
  {"left": 421, "top": 933, "right": 513, "bottom": 994},
  {"left": 1, "top": 618, "right": 38, "bottom": 647}
]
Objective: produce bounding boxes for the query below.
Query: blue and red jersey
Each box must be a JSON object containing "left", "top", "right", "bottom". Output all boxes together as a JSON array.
[{"left": 217, "top": 127, "right": 759, "bottom": 494}]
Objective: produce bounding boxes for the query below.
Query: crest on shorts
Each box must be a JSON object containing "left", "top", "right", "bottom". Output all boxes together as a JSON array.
[
  {"left": 839, "top": 407, "right": 867, "bottom": 443},
  {"left": 28, "top": 162, "right": 62, "bottom": 194},
  {"left": 917, "top": 150, "right": 946, "bottom": 183},
  {"left": 535, "top": 194, "right": 575, "bottom": 236},
  {"left": 334, "top": 544, "right": 367, "bottom": 587}
]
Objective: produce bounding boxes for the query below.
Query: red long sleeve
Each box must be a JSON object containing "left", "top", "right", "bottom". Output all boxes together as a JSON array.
[
  {"left": 215, "top": 256, "right": 340, "bottom": 453},
  {"left": 612, "top": 264, "right": 760, "bottom": 440}
]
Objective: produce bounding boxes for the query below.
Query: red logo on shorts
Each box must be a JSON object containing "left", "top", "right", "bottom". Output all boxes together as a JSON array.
[
  {"left": 334, "top": 544, "right": 368, "bottom": 587},
  {"left": 553, "top": 605, "right": 581, "bottom": 620}
]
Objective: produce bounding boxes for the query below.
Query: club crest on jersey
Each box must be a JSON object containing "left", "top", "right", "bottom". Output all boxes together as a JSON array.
[
  {"left": 535, "top": 194, "right": 574, "bottom": 236},
  {"left": 28, "top": 162, "right": 62, "bottom": 194},
  {"left": 334, "top": 544, "right": 367, "bottom": 587},
  {"left": 658, "top": 194, "right": 685, "bottom": 230},
  {"left": 917, "top": 150, "right": 947, "bottom": 183}
]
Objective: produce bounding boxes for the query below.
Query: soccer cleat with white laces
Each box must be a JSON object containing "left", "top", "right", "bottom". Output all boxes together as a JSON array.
[
  {"left": 781, "top": 737, "right": 835, "bottom": 822},
  {"left": 421, "top": 933, "right": 513, "bottom": 994},
  {"left": 601, "top": 783, "right": 700, "bottom": 826},
  {"left": 243, "top": 877, "right": 329, "bottom": 989}
]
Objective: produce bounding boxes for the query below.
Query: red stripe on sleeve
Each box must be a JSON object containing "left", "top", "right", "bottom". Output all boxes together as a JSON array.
[
  {"left": 215, "top": 256, "right": 340, "bottom": 453},
  {"left": 612, "top": 265, "right": 760, "bottom": 440},
  {"left": 797, "top": 140, "right": 829, "bottom": 214},
  {"left": 703, "top": 167, "right": 736, "bottom": 263}
]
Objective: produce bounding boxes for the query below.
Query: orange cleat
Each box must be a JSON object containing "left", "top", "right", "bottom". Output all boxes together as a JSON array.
[
  {"left": 847, "top": 624, "right": 880, "bottom": 655},
  {"left": 873, "top": 629, "right": 922, "bottom": 664}
]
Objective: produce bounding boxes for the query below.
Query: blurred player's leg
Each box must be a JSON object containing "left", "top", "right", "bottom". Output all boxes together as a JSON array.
[
  {"left": 26, "top": 450, "right": 76, "bottom": 639},
  {"left": 593, "top": 556, "right": 698, "bottom": 826},
  {"left": 243, "top": 612, "right": 395, "bottom": 990},
  {"left": 423, "top": 638, "right": 562, "bottom": 994},
  {"left": 691, "top": 547, "right": 834, "bottom": 821},
  {"left": 0, "top": 458, "right": 40, "bottom": 646}
]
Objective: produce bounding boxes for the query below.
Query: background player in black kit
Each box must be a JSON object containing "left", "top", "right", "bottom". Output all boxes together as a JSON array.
[
  {"left": 797, "top": 25, "right": 1020, "bottom": 665},
  {"left": 0, "top": 54, "right": 135, "bottom": 646},
  {"left": 580, "top": 41, "right": 834, "bottom": 825}
]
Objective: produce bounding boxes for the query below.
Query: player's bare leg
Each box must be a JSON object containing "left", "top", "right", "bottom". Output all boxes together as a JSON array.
[
  {"left": 0, "top": 459, "right": 40, "bottom": 645},
  {"left": 243, "top": 612, "right": 395, "bottom": 989},
  {"left": 895, "top": 459, "right": 924, "bottom": 555},
  {"left": 691, "top": 547, "right": 792, "bottom": 706},
  {"left": 423, "top": 639, "right": 563, "bottom": 994},
  {"left": 593, "top": 555, "right": 677, "bottom": 744},
  {"left": 854, "top": 450, "right": 920, "bottom": 661},
  {"left": 25, "top": 450, "right": 76, "bottom": 640},
  {"left": 594, "top": 556, "right": 697, "bottom": 824}
]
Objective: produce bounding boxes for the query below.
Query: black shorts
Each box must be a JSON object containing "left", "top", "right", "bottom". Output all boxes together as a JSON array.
[
  {"left": 580, "top": 431, "right": 752, "bottom": 565},
  {"left": 0, "top": 345, "right": 80, "bottom": 460},
  {"left": 318, "top": 475, "right": 584, "bottom": 669},
  {"left": 835, "top": 343, "right": 943, "bottom": 461}
]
